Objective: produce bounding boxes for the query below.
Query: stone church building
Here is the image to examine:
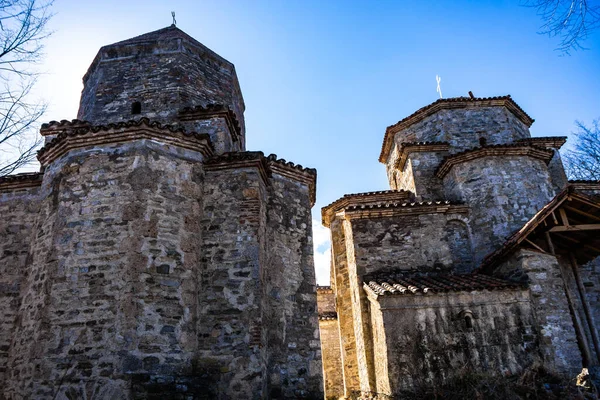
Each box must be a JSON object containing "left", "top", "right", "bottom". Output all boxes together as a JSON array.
[
  {"left": 318, "top": 95, "right": 600, "bottom": 398},
  {"left": 1, "top": 24, "right": 600, "bottom": 400},
  {"left": 0, "top": 26, "right": 323, "bottom": 399}
]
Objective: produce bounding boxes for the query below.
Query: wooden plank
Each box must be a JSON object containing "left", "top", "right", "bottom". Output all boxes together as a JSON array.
[
  {"left": 559, "top": 208, "right": 570, "bottom": 226},
  {"left": 564, "top": 205, "right": 600, "bottom": 222},
  {"left": 524, "top": 238, "right": 548, "bottom": 253},
  {"left": 549, "top": 224, "right": 600, "bottom": 232}
]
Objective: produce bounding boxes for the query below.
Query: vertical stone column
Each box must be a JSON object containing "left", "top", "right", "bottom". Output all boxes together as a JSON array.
[
  {"left": 329, "top": 218, "right": 361, "bottom": 396},
  {"left": 343, "top": 219, "right": 375, "bottom": 394},
  {"left": 264, "top": 171, "right": 323, "bottom": 398},
  {"left": 199, "top": 163, "right": 268, "bottom": 398}
]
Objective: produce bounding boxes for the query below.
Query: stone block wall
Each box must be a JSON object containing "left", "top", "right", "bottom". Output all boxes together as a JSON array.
[
  {"left": 0, "top": 182, "right": 41, "bottom": 390},
  {"left": 316, "top": 288, "right": 343, "bottom": 399},
  {"left": 5, "top": 141, "right": 207, "bottom": 399},
  {"left": 78, "top": 26, "right": 245, "bottom": 135},
  {"left": 264, "top": 171, "right": 323, "bottom": 399},
  {"left": 369, "top": 289, "right": 537, "bottom": 396},
  {"left": 386, "top": 106, "right": 531, "bottom": 171},
  {"left": 348, "top": 212, "right": 473, "bottom": 276},
  {"left": 500, "top": 250, "right": 583, "bottom": 375},
  {"left": 443, "top": 156, "right": 555, "bottom": 264}
]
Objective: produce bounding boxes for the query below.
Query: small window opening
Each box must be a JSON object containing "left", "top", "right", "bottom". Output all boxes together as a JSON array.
[
  {"left": 479, "top": 137, "right": 487, "bottom": 146},
  {"left": 131, "top": 101, "right": 142, "bottom": 115},
  {"left": 464, "top": 315, "right": 473, "bottom": 329}
]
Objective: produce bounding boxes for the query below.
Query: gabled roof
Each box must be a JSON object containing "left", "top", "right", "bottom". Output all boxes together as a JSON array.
[
  {"left": 478, "top": 185, "right": 600, "bottom": 272},
  {"left": 379, "top": 95, "right": 534, "bottom": 163}
]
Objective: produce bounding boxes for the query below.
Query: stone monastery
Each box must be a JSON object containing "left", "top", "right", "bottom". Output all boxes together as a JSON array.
[{"left": 0, "top": 25, "right": 598, "bottom": 400}]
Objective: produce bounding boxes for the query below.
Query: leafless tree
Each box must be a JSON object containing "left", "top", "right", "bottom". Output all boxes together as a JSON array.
[
  {"left": 524, "top": 0, "right": 600, "bottom": 54},
  {"left": 562, "top": 119, "right": 600, "bottom": 180},
  {"left": 0, "top": 0, "right": 52, "bottom": 177}
]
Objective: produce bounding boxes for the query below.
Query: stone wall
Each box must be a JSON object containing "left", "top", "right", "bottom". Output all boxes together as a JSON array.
[
  {"left": 369, "top": 288, "right": 537, "bottom": 396},
  {"left": 386, "top": 106, "right": 531, "bottom": 171},
  {"left": 329, "top": 219, "right": 361, "bottom": 396},
  {"left": 498, "top": 250, "right": 583, "bottom": 375},
  {"left": 5, "top": 141, "right": 207, "bottom": 399},
  {"left": 264, "top": 171, "right": 323, "bottom": 399},
  {"left": 443, "top": 156, "right": 555, "bottom": 264},
  {"left": 348, "top": 211, "right": 473, "bottom": 276},
  {"left": 395, "top": 152, "right": 446, "bottom": 201},
  {"left": 78, "top": 26, "right": 245, "bottom": 136},
  {"left": 199, "top": 164, "right": 268, "bottom": 398},
  {"left": 317, "top": 288, "right": 343, "bottom": 399},
  {"left": 0, "top": 182, "right": 41, "bottom": 390}
]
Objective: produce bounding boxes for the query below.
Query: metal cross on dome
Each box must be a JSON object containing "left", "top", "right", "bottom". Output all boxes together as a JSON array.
[
  {"left": 436, "top": 75, "right": 443, "bottom": 99},
  {"left": 171, "top": 11, "right": 177, "bottom": 26}
]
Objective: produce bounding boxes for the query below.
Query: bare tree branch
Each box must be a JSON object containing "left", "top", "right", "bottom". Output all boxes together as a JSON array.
[
  {"left": 0, "top": 0, "right": 53, "bottom": 177},
  {"left": 523, "top": 0, "right": 600, "bottom": 54},
  {"left": 562, "top": 119, "right": 600, "bottom": 180}
]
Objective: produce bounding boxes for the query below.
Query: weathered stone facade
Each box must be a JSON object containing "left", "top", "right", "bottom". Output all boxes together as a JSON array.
[
  {"left": 0, "top": 26, "right": 322, "bottom": 399},
  {"left": 320, "top": 96, "right": 600, "bottom": 398}
]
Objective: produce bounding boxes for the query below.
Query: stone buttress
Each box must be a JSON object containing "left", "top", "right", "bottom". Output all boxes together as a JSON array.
[{"left": 0, "top": 26, "right": 323, "bottom": 400}]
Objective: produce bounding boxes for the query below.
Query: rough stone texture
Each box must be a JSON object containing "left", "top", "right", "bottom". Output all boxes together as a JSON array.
[
  {"left": 0, "top": 185, "right": 41, "bottom": 390},
  {"left": 348, "top": 212, "right": 474, "bottom": 276},
  {"left": 369, "top": 289, "right": 536, "bottom": 396},
  {"left": 385, "top": 106, "right": 531, "bottom": 172},
  {"left": 320, "top": 96, "right": 599, "bottom": 398},
  {"left": 77, "top": 25, "right": 246, "bottom": 153},
  {"left": 0, "top": 26, "right": 322, "bottom": 400},
  {"left": 496, "top": 251, "right": 582, "bottom": 375},
  {"left": 443, "top": 156, "right": 555, "bottom": 264},
  {"left": 316, "top": 288, "right": 343, "bottom": 399}
]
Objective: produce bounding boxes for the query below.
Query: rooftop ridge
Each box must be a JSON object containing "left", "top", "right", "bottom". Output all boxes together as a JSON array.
[
  {"left": 379, "top": 95, "right": 535, "bottom": 163},
  {"left": 321, "top": 189, "right": 412, "bottom": 227},
  {"left": 37, "top": 117, "right": 214, "bottom": 166}
]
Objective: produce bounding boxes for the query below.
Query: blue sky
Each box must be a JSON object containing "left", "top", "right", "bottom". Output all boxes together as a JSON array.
[{"left": 29, "top": 0, "right": 600, "bottom": 283}]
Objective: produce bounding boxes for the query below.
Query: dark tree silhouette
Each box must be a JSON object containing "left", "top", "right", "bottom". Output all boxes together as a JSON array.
[
  {"left": 0, "top": 0, "right": 52, "bottom": 177},
  {"left": 525, "top": 0, "right": 600, "bottom": 54},
  {"left": 563, "top": 119, "right": 600, "bottom": 180}
]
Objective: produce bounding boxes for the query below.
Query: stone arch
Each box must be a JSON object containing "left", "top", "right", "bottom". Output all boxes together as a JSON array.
[{"left": 444, "top": 219, "right": 474, "bottom": 274}]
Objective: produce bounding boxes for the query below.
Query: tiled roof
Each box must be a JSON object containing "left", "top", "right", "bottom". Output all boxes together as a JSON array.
[
  {"left": 346, "top": 200, "right": 452, "bottom": 211},
  {"left": 0, "top": 172, "right": 44, "bottom": 191},
  {"left": 364, "top": 273, "right": 522, "bottom": 297},
  {"left": 379, "top": 95, "right": 534, "bottom": 163},
  {"left": 516, "top": 137, "right": 567, "bottom": 149},
  {"left": 316, "top": 285, "right": 333, "bottom": 292},
  {"left": 321, "top": 190, "right": 412, "bottom": 227}
]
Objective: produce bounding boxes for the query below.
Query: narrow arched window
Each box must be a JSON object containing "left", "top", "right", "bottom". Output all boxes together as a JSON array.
[
  {"left": 479, "top": 137, "right": 487, "bottom": 146},
  {"left": 464, "top": 315, "right": 473, "bottom": 329},
  {"left": 131, "top": 101, "right": 142, "bottom": 115}
]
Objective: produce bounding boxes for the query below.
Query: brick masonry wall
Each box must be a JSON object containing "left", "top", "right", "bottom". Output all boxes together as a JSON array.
[
  {"left": 0, "top": 186, "right": 41, "bottom": 390},
  {"left": 372, "top": 289, "right": 537, "bottom": 396},
  {"left": 265, "top": 172, "right": 323, "bottom": 399},
  {"left": 443, "top": 156, "right": 555, "bottom": 264}
]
